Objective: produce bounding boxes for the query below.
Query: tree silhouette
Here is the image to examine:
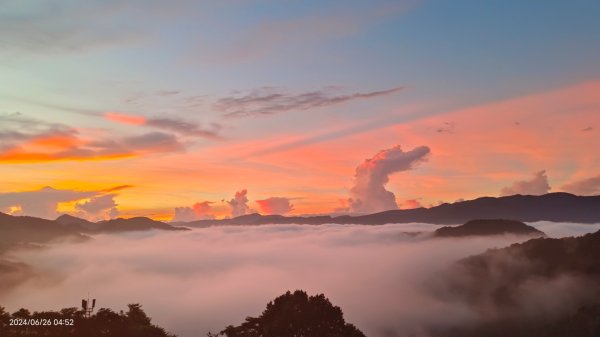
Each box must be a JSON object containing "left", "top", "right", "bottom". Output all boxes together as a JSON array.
[
  {"left": 0, "top": 303, "right": 175, "bottom": 337},
  {"left": 211, "top": 290, "right": 366, "bottom": 337}
]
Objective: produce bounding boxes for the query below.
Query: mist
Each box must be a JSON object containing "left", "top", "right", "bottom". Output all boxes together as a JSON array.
[{"left": 2, "top": 222, "right": 599, "bottom": 337}]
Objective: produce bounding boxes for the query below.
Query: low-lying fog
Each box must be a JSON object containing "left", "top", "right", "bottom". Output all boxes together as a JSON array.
[{"left": 2, "top": 222, "right": 599, "bottom": 337}]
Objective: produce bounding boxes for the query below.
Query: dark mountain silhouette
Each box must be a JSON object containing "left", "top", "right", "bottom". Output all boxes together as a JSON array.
[
  {"left": 95, "top": 217, "right": 189, "bottom": 233},
  {"left": 0, "top": 303, "right": 176, "bottom": 337},
  {"left": 180, "top": 193, "right": 600, "bottom": 226},
  {"left": 430, "top": 228, "right": 600, "bottom": 337},
  {"left": 55, "top": 214, "right": 189, "bottom": 233},
  {"left": 433, "top": 219, "right": 545, "bottom": 238},
  {"left": 55, "top": 214, "right": 101, "bottom": 231},
  {"left": 0, "top": 212, "right": 88, "bottom": 251},
  {"left": 209, "top": 290, "right": 365, "bottom": 337}
]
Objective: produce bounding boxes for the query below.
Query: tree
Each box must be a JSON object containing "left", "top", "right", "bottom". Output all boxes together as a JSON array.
[{"left": 211, "top": 290, "right": 366, "bottom": 337}]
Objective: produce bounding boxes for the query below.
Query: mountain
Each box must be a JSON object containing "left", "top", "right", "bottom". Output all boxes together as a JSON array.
[
  {"left": 433, "top": 219, "right": 546, "bottom": 238},
  {"left": 56, "top": 214, "right": 102, "bottom": 231},
  {"left": 430, "top": 228, "right": 600, "bottom": 337},
  {"left": 95, "top": 217, "right": 189, "bottom": 232},
  {"left": 56, "top": 214, "right": 189, "bottom": 233},
  {"left": 0, "top": 212, "right": 88, "bottom": 251},
  {"left": 180, "top": 193, "right": 600, "bottom": 226}
]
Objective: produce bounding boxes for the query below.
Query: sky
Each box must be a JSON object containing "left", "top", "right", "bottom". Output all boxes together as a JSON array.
[{"left": 1, "top": 0, "right": 599, "bottom": 220}]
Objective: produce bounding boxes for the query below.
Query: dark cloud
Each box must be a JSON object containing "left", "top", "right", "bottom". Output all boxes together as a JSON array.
[
  {"left": 0, "top": 113, "right": 185, "bottom": 163},
  {"left": 146, "top": 117, "right": 222, "bottom": 139},
  {"left": 349, "top": 145, "right": 431, "bottom": 214},
  {"left": 561, "top": 175, "right": 600, "bottom": 196},
  {"left": 500, "top": 170, "right": 551, "bottom": 196},
  {"left": 581, "top": 126, "right": 593, "bottom": 132},
  {"left": 256, "top": 197, "right": 294, "bottom": 215},
  {"left": 215, "top": 86, "right": 405, "bottom": 118},
  {"left": 436, "top": 121, "right": 455, "bottom": 133}
]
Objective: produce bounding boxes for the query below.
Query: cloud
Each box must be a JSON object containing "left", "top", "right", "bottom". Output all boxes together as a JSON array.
[
  {"left": 74, "top": 194, "right": 119, "bottom": 221},
  {"left": 227, "top": 190, "right": 250, "bottom": 217},
  {"left": 0, "top": 186, "right": 96, "bottom": 219},
  {"left": 256, "top": 197, "right": 294, "bottom": 215},
  {"left": 104, "top": 112, "right": 221, "bottom": 139},
  {"left": 561, "top": 174, "right": 600, "bottom": 196},
  {"left": 500, "top": 170, "right": 551, "bottom": 196},
  {"left": 0, "top": 113, "right": 184, "bottom": 163},
  {"left": 3, "top": 222, "right": 598, "bottom": 337},
  {"left": 215, "top": 86, "right": 405, "bottom": 118},
  {"left": 349, "top": 145, "right": 430, "bottom": 214},
  {"left": 400, "top": 199, "right": 422, "bottom": 209},
  {"left": 172, "top": 201, "right": 214, "bottom": 222},
  {"left": 0, "top": 2, "right": 146, "bottom": 57},
  {"left": 105, "top": 112, "right": 146, "bottom": 125}
]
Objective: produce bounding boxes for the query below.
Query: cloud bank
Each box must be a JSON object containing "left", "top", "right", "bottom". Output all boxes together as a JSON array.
[
  {"left": 349, "top": 145, "right": 430, "bottom": 214},
  {"left": 500, "top": 170, "right": 551, "bottom": 196},
  {"left": 0, "top": 186, "right": 131, "bottom": 220},
  {"left": 0, "top": 186, "right": 95, "bottom": 219},
  {"left": 3, "top": 222, "right": 599, "bottom": 337}
]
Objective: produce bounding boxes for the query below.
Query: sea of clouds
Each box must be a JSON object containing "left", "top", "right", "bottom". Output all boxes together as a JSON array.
[{"left": 1, "top": 221, "right": 599, "bottom": 337}]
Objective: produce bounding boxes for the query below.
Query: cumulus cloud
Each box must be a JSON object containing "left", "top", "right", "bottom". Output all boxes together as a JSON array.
[
  {"left": 561, "top": 174, "right": 600, "bottom": 196},
  {"left": 400, "top": 199, "right": 422, "bottom": 209},
  {"left": 172, "top": 201, "right": 215, "bottom": 222},
  {"left": 0, "top": 186, "right": 96, "bottom": 219},
  {"left": 227, "top": 190, "right": 250, "bottom": 217},
  {"left": 74, "top": 194, "right": 119, "bottom": 221},
  {"left": 256, "top": 197, "right": 294, "bottom": 215},
  {"left": 349, "top": 145, "right": 430, "bottom": 214},
  {"left": 500, "top": 170, "right": 551, "bottom": 196},
  {"left": 3, "top": 222, "right": 598, "bottom": 337},
  {"left": 215, "top": 86, "right": 405, "bottom": 118},
  {"left": 0, "top": 185, "right": 131, "bottom": 220}
]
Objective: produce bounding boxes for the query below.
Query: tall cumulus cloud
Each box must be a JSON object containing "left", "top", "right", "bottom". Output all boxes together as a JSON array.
[
  {"left": 227, "top": 190, "right": 250, "bottom": 217},
  {"left": 349, "top": 145, "right": 430, "bottom": 214}
]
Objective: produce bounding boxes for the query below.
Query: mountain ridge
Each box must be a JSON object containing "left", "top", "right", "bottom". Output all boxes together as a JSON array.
[{"left": 178, "top": 192, "right": 600, "bottom": 226}]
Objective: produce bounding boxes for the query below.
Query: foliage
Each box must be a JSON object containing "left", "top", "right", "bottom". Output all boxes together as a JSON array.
[
  {"left": 0, "top": 303, "right": 176, "bottom": 337},
  {"left": 210, "top": 290, "right": 366, "bottom": 337}
]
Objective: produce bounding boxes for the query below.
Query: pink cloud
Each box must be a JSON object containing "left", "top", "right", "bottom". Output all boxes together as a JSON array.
[{"left": 256, "top": 197, "right": 294, "bottom": 215}]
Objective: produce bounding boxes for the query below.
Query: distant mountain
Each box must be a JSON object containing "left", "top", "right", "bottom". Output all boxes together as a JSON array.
[
  {"left": 55, "top": 214, "right": 189, "bottom": 233},
  {"left": 1, "top": 213, "right": 188, "bottom": 252},
  {"left": 56, "top": 214, "right": 102, "bottom": 231},
  {"left": 95, "top": 217, "right": 189, "bottom": 232},
  {"left": 180, "top": 193, "right": 600, "bottom": 226},
  {"left": 433, "top": 219, "right": 545, "bottom": 238},
  {"left": 0, "top": 212, "right": 88, "bottom": 251}
]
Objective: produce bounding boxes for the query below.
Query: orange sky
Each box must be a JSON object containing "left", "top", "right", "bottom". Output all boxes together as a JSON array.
[{"left": 1, "top": 80, "right": 599, "bottom": 221}]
